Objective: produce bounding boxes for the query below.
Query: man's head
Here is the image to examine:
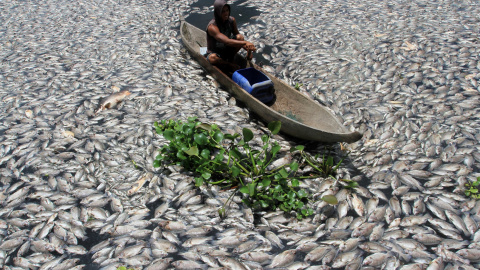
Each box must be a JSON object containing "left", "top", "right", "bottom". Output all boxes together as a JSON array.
[
  {"left": 214, "top": 0, "right": 230, "bottom": 24},
  {"left": 220, "top": 5, "right": 230, "bottom": 22}
]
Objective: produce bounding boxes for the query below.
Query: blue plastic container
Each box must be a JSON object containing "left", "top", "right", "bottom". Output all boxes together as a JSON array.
[{"left": 232, "top": 68, "right": 275, "bottom": 104}]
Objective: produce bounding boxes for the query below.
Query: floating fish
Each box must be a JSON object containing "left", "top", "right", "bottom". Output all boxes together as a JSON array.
[{"left": 95, "top": 90, "right": 131, "bottom": 114}]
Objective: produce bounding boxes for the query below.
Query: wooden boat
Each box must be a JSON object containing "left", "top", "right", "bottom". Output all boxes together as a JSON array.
[{"left": 180, "top": 20, "right": 362, "bottom": 143}]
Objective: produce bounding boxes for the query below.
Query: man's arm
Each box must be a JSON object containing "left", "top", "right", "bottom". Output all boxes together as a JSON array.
[{"left": 207, "top": 24, "right": 253, "bottom": 49}]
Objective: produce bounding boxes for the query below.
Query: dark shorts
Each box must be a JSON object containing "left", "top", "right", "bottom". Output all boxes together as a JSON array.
[{"left": 204, "top": 43, "right": 237, "bottom": 63}]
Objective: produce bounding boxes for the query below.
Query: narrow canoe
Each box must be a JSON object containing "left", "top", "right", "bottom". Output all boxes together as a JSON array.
[{"left": 180, "top": 20, "right": 362, "bottom": 143}]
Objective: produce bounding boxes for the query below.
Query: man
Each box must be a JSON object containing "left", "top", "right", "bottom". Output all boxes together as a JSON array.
[{"left": 205, "top": 0, "right": 256, "bottom": 71}]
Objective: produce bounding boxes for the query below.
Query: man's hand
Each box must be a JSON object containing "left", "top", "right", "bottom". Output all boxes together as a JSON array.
[
  {"left": 246, "top": 50, "right": 253, "bottom": 60},
  {"left": 243, "top": 41, "right": 256, "bottom": 52}
]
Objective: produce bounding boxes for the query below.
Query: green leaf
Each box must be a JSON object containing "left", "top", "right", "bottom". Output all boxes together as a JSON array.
[
  {"left": 279, "top": 168, "right": 288, "bottom": 178},
  {"left": 224, "top": 134, "right": 239, "bottom": 140},
  {"left": 202, "top": 172, "right": 211, "bottom": 180},
  {"left": 321, "top": 195, "right": 338, "bottom": 205},
  {"left": 184, "top": 146, "right": 199, "bottom": 156},
  {"left": 231, "top": 166, "right": 241, "bottom": 177},
  {"left": 195, "top": 177, "right": 203, "bottom": 187},
  {"left": 287, "top": 190, "right": 296, "bottom": 200},
  {"left": 218, "top": 207, "right": 226, "bottom": 218},
  {"left": 290, "top": 161, "right": 299, "bottom": 172},
  {"left": 197, "top": 123, "right": 212, "bottom": 132},
  {"left": 268, "top": 121, "right": 281, "bottom": 134},
  {"left": 473, "top": 179, "right": 480, "bottom": 186},
  {"left": 297, "top": 189, "right": 307, "bottom": 198},
  {"left": 296, "top": 145, "right": 305, "bottom": 151},
  {"left": 260, "top": 200, "right": 269, "bottom": 208},
  {"left": 230, "top": 148, "right": 242, "bottom": 160},
  {"left": 271, "top": 144, "right": 281, "bottom": 157},
  {"left": 261, "top": 179, "right": 271, "bottom": 187},
  {"left": 214, "top": 149, "right": 224, "bottom": 162},
  {"left": 347, "top": 181, "right": 358, "bottom": 189},
  {"left": 194, "top": 133, "right": 208, "bottom": 145},
  {"left": 177, "top": 151, "right": 186, "bottom": 160},
  {"left": 213, "top": 131, "right": 224, "bottom": 143},
  {"left": 261, "top": 134, "right": 269, "bottom": 143},
  {"left": 153, "top": 160, "right": 160, "bottom": 168},
  {"left": 183, "top": 126, "right": 193, "bottom": 136},
  {"left": 297, "top": 201, "right": 304, "bottom": 209},
  {"left": 188, "top": 116, "right": 197, "bottom": 122},
  {"left": 327, "top": 156, "right": 334, "bottom": 167},
  {"left": 163, "top": 130, "right": 174, "bottom": 141},
  {"left": 243, "top": 128, "right": 254, "bottom": 142},
  {"left": 200, "top": 149, "right": 210, "bottom": 159},
  {"left": 239, "top": 186, "right": 249, "bottom": 194},
  {"left": 117, "top": 267, "right": 127, "bottom": 270},
  {"left": 291, "top": 179, "right": 299, "bottom": 187},
  {"left": 249, "top": 183, "right": 257, "bottom": 197}
]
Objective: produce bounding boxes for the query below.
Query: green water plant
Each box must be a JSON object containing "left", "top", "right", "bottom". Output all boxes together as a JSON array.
[
  {"left": 294, "top": 82, "right": 303, "bottom": 90},
  {"left": 230, "top": 122, "right": 314, "bottom": 219},
  {"left": 154, "top": 117, "right": 342, "bottom": 219},
  {"left": 294, "top": 148, "right": 344, "bottom": 177},
  {"left": 465, "top": 177, "right": 480, "bottom": 199},
  {"left": 117, "top": 267, "right": 134, "bottom": 270},
  {"left": 340, "top": 178, "right": 359, "bottom": 189},
  {"left": 154, "top": 117, "right": 230, "bottom": 188}
]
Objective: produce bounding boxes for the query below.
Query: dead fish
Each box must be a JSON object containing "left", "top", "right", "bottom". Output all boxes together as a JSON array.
[
  {"left": 304, "top": 245, "right": 332, "bottom": 263},
  {"left": 269, "top": 249, "right": 297, "bottom": 268},
  {"left": 217, "top": 256, "right": 248, "bottom": 270},
  {"left": 349, "top": 193, "right": 365, "bottom": 217},
  {"left": 95, "top": 90, "right": 131, "bottom": 114},
  {"left": 456, "top": 248, "right": 480, "bottom": 262},
  {"left": 331, "top": 249, "right": 363, "bottom": 268},
  {"left": 363, "top": 252, "right": 394, "bottom": 267},
  {"left": 433, "top": 245, "right": 470, "bottom": 265},
  {"left": 265, "top": 231, "right": 284, "bottom": 249},
  {"left": 412, "top": 233, "right": 443, "bottom": 245},
  {"left": 239, "top": 251, "right": 272, "bottom": 263},
  {"left": 127, "top": 173, "right": 152, "bottom": 195}
]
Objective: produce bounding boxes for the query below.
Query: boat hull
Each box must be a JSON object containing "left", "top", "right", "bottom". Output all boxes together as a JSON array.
[{"left": 180, "top": 20, "right": 362, "bottom": 143}]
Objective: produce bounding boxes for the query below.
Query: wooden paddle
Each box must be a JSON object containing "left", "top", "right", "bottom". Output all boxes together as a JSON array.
[{"left": 246, "top": 49, "right": 253, "bottom": 68}]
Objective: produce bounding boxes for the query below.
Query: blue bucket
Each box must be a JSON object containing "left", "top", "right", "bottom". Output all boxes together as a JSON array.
[{"left": 232, "top": 68, "right": 275, "bottom": 104}]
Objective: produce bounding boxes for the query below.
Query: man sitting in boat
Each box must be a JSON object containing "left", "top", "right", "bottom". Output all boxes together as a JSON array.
[{"left": 205, "top": 0, "right": 256, "bottom": 72}]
